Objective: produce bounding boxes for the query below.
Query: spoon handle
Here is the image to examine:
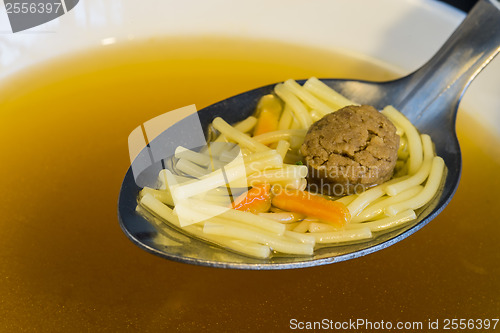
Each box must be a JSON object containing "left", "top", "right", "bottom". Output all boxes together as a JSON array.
[{"left": 395, "top": 0, "right": 500, "bottom": 121}]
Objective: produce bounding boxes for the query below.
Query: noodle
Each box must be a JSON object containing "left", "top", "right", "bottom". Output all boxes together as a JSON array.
[
  {"left": 272, "top": 178, "right": 307, "bottom": 191},
  {"left": 175, "top": 146, "right": 211, "bottom": 167},
  {"left": 212, "top": 116, "right": 257, "bottom": 143},
  {"left": 183, "top": 199, "right": 286, "bottom": 234},
  {"left": 310, "top": 109, "right": 324, "bottom": 122},
  {"left": 203, "top": 221, "right": 314, "bottom": 255},
  {"left": 278, "top": 105, "right": 294, "bottom": 130},
  {"left": 219, "top": 144, "right": 241, "bottom": 163},
  {"left": 274, "top": 83, "right": 312, "bottom": 128},
  {"left": 242, "top": 149, "right": 281, "bottom": 163},
  {"left": 382, "top": 105, "right": 423, "bottom": 174},
  {"left": 140, "top": 194, "right": 271, "bottom": 258},
  {"left": 169, "top": 164, "right": 245, "bottom": 200},
  {"left": 284, "top": 230, "right": 316, "bottom": 245},
  {"left": 283, "top": 79, "right": 334, "bottom": 116},
  {"left": 311, "top": 227, "right": 372, "bottom": 244},
  {"left": 397, "top": 137, "right": 408, "bottom": 159},
  {"left": 351, "top": 185, "right": 422, "bottom": 223},
  {"left": 252, "top": 129, "right": 307, "bottom": 145},
  {"left": 384, "top": 134, "right": 434, "bottom": 196},
  {"left": 346, "top": 209, "right": 417, "bottom": 232},
  {"left": 258, "top": 212, "right": 305, "bottom": 223},
  {"left": 247, "top": 165, "right": 308, "bottom": 185},
  {"left": 346, "top": 174, "right": 411, "bottom": 217},
  {"left": 212, "top": 117, "right": 270, "bottom": 152},
  {"left": 293, "top": 220, "right": 311, "bottom": 233},
  {"left": 140, "top": 187, "right": 174, "bottom": 206},
  {"left": 303, "top": 77, "right": 356, "bottom": 110},
  {"left": 308, "top": 222, "right": 337, "bottom": 233},
  {"left": 275, "top": 140, "right": 290, "bottom": 160},
  {"left": 176, "top": 158, "right": 209, "bottom": 178},
  {"left": 385, "top": 157, "right": 445, "bottom": 216},
  {"left": 347, "top": 186, "right": 385, "bottom": 218},
  {"left": 333, "top": 194, "right": 358, "bottom": 206}
]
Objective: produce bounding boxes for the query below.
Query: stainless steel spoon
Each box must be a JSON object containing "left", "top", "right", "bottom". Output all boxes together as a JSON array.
[{"left": 118, "top": 0, "right": 500, "bottom": 269}]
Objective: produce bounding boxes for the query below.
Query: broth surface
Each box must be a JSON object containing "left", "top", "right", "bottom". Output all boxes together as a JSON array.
[{"left": 0, "top": 37, "right": 499, "bottom": 331}]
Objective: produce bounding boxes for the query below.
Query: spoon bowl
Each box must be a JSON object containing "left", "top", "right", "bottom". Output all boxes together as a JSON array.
[{"left": 118, "top": 0, "right": 500, "bottom": 269}]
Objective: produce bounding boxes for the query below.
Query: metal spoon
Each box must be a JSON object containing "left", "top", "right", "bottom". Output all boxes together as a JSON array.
[{"left": 118, "top": 0, "right": 500, "bottom": 269}]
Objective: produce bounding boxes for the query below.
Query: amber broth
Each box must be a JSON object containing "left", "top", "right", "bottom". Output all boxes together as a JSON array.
[{"left": 0, "top": 37, "right": 498, "bottom": 331}]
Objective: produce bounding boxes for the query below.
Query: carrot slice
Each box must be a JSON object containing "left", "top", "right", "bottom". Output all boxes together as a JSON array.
[
  {"left": 232, "top": 184, "right": 271, "bottom": 214},
  {"left": 253, "top": 110, "right": 280, "bottom": 136},
  {"left": 253, "top": 95, "right": 282, "bottom": 136},
  {"left": 271, "top": 188, "right": 351, "bottom": 227}
]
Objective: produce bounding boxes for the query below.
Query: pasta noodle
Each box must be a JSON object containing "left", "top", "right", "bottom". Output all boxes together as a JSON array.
[
  {"left": 384, "top": 134, "right": 434, "bottom": 196},
  {"left": 175, "top": 146, "right": 211, "bottom": 167},
  {"left": 346, "top": 176, "right": 408, "bottom": 218},
  {"left": 274, "top": 84, "right": 312, "bottom": 128},
  {"left": 183, "top": 199, "right": 286, "bottom": 234},
  {"left": 212, "top": 116, "right": 257, "bottom": 143},
  {"left": 346, "top": 209, "right": 417, "bottom": 232},
  {"left": 382, "top": 106, "right": 423, "bottom": 174},
  {"left": 203, "top": 222, "right": 313, "bottom": 255},
  {"left": 252, "top": 129, "right": 307, "bottom": 145},
  {"left": 258, "top": 212, "right": 305, "bottom": 223},
  {"left": 351, "top": 185, "right": 422, "bottom": 223},
  {"left": 308, "top": 222, "right": 337, "bottom": 233},
  {"left": 303, "top": 77, "right": 356, "bottom": 110},
  {"left": 385, "top": 157, "right": 445, "bottom": 216},
  {"left": 212, "top": 117, "right": 270, "bottom": 152},
  {"left": 311, "top": 227, "right": 372, "bottom": 244},
  {"left": 283, "top": 79, "right": 334, "bottom": 116},
  {"left": 139, "top": 194, "right": 271, "bottom": 258},
  {"left": 137, "top": 78, "right": 446, "bottom": 259},
  {"left": 278, "top": 105, "right": 294, "bottom": 130},
  {"left": 275, "top": 140, "right": 290, "bottom": 160},
  {"left": 176, "top": 158, "right": 209, "bottom": 178},
  {"left": 293, "top": 220, "right": 311, "bottom": 233},
  {"left": 310, "top": 109, "right": 324, "bottom": 122},
  {"left": 247, "top": 165, "right": 308, "bottom": 185}
]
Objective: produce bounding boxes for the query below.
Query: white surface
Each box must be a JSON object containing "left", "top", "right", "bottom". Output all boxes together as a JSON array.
[{"left": 0, "top": 0, "right": 498, "bottom": 136}]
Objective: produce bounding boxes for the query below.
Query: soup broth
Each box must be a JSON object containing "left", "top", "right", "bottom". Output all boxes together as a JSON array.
[{"left": 0, "top": 37, "right": 498, "bottom": 331}]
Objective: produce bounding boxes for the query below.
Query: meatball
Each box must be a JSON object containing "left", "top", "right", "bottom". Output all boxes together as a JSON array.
[{"left": 300, "top": 105, "right": 399, "bottom": 195}]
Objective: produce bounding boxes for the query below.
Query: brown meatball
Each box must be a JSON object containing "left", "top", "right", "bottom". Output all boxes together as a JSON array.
[{"left": 300, "top": 105, "right": 399, "bottom": 195}]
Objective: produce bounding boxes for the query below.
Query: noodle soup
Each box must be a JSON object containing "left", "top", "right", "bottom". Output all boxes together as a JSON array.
[{"left": 1, "top": 37, "right": 499, "bottom": 329}]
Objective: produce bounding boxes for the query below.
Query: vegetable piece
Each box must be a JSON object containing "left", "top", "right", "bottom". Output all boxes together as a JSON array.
[
  {"left": 271, "top": 188, "right": 351, "bottom": 227},
  {"left": 231, "top": 183, "right": 271, "bottom": 214},
  {"left": 253, "top": 111, "right": 280, "bottom": 137},
  {"left": 253, "top": 94, "right": 283, "bottom": 136}
]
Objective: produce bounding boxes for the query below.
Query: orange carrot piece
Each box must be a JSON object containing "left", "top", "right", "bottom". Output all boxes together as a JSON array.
[
  {"left": 232, "top": 184, "right": 271, "bottom": 214},
  {"left": 253, "top": 110, "right": 280, "bottom": 136},
  {"left": 253, "top": 95, "right": 282, "bottom": 136},
  {"left": 271, "top": 189, "right": 351, "bottom": 227}
]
